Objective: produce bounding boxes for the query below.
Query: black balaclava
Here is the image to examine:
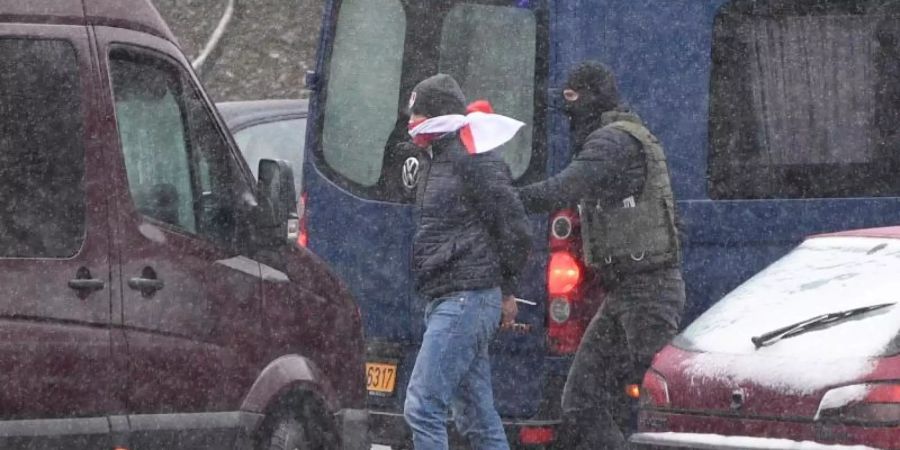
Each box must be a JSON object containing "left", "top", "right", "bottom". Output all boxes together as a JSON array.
[
  {"left": 409, "top": 73, "right": 467, "bottom": 118},
  {"left": 563, "top": 61, "right": 621, "bottom": 150}
]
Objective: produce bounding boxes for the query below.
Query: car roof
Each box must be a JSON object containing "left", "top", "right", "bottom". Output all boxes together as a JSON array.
[
  {"left": 812, "top": 225, "right": 900, "bottom": 240},
  {"left": 1, "top": 0, "right": 176, "bottom": 43},
  {"left": 217, "top": 99, "right": 309, "bottom": 131}
]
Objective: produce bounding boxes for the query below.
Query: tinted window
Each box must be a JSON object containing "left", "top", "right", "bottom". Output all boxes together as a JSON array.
[
  {"left": 319, "top": 1, "right": 543, "bottom": 201},
  {"left": 322, "top": 0, "right": 405, "bottom": 187},
  {"left": 234, "top": 118, "right": 306, "bottom": 188},
  {"left": 709, "top": 1, "right": 900, "bottom": 199},
  {"left": 110, "top": 49, "right": 242, "bottom": 247},
  {"left": 0, "top": 39, "right": 84, "bottom": 258},
  {"left": 440, "top": 4, "right": 536, "bottom": 179}
]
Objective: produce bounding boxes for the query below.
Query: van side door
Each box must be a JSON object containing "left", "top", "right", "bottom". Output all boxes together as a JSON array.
[
  {"left": 94, "top": 26, "right": 266, "bottom": 448},
  {"left": 0, "top": 23, "right": 116, "bottom": 448}
]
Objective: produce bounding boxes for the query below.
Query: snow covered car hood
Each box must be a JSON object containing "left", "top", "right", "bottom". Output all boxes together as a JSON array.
[{"left": 672, "top": 236, "right": 900, "bottom": 396}]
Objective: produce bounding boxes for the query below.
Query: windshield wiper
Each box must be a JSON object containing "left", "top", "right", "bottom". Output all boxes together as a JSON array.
[{"left": 751, "top": 302, "right": 896, "bottom": 349}]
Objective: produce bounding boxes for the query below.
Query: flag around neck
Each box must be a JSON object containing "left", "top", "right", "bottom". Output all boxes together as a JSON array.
[{"left": 408, "top": 112, "right": 525, "bottom": 154}]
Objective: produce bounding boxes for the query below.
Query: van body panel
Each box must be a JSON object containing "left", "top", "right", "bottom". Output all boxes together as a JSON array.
[{"left": 0, "top": 19, "right": 121, "bottom": 449}]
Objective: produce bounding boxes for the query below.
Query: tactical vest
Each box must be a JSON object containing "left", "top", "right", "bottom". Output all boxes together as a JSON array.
[{"left": 579, "top": 120, "right": 681, "bottom": 274}]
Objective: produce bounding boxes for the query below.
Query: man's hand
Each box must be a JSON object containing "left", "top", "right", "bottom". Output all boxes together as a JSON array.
[{"left": 501, "top": 295, "right": 518, "bottom": 330}]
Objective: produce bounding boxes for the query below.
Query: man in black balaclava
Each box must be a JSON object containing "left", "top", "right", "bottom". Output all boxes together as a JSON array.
[{"left": 518, "top": 61, "right": 686, "bottom": 449}]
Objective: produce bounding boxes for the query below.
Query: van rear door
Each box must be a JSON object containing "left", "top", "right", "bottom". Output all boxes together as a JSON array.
[{"left": 306, "top": 0, "right": 550, "bottom": 419}]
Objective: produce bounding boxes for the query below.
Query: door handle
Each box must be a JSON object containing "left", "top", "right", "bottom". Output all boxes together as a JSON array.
[
  {"left": 128, "top": 278, "right": 164, "bottom": 296},
  {"left": 128, "top": 267, "right": 164, "bottom": 297},
  {"left": 68, "top": 267, "right": 104, "bottom": 299}
]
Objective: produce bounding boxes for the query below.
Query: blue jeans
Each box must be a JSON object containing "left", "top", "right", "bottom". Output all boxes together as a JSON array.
[{"left": 403, "top": 288, "right": 509, "bottom": 450}]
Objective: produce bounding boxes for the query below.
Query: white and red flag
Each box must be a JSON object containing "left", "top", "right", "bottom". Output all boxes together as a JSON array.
[{"left": 408, "top": 100, "right": 525, "bottom": 154}]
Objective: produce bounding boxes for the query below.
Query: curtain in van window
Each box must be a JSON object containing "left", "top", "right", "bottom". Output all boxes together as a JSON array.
[
  {"left": 440, "top": 5, "right": 536, "bottom": 179},
  {"left": 708, "top": 2, "right": 900, "bottom": 199},
  {"left": 745, "top": 16, "right": 878, "bottom": 165}
]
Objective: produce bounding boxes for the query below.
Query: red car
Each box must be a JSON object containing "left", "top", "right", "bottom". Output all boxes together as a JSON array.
[{"left": 633, "top": 227, "right": 900, "bottom": 450}]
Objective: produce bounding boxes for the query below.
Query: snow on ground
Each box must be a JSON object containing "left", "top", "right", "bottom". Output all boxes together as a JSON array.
[
  {"left": 631, "top": 432, "right": 879, "bottom": 449},
  {"left": 677, "top": 236, "right": 900, "bottom": 394}
]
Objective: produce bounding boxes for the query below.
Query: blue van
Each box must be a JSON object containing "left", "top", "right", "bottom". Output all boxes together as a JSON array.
[{"left": 302, "top": 0, "right": 900, "bottom": 447}]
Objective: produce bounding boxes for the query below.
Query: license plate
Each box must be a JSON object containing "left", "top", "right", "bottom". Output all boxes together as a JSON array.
[{"left": 366, "top": 362, "right": 398, "bottom": 395}]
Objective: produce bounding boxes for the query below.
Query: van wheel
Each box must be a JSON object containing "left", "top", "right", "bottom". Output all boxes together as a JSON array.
[{"left": 264, "top": 414, "right": 313, "bottom": 450}]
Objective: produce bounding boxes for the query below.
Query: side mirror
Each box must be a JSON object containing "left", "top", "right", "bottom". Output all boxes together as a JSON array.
[{"left": 257, "top": 159, "right": 300, "bottom": 246}]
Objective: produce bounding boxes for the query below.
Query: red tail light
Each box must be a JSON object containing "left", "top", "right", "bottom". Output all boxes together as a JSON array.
[
  {"left": 519, "top": 426, "right": 555, "bottom": 445},
  {"left": 547, "top": 303, "right": 586, "bottom": 355},
  {"left": 866, "top": 383, "right": 900, "bottom": 403},
  {"left": 297, "top": 193, "right": 308, "bottom": 247},
  {"left": 640, "top": 370, "right": 670, "bottom": 408},
  {"left": 548, "top": 251, "right": 581, "bottom": 296},
  {"left": 819, "top": 383, "right": 900, "bottom": 423},
  {"left": 546, "top": 210, "right": 594, "bottom": 355}
]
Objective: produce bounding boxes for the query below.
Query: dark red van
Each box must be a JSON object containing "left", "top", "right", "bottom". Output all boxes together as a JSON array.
[{"left": 0, "top": 1, "right": 367, "bottom": 449}]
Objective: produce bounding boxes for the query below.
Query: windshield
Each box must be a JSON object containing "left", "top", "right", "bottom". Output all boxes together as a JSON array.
[
  {"left": 676, "top": 236, "right": 900, "bottom": 358},
  {"left": 233, "top": 118, "right": 306, "bottom": 190}
]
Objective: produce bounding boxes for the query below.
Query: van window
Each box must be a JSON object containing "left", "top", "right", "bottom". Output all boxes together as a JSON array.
[
  {"left": 318, "top": 1, "right": 544, "bottom": 201},
  {"left": 709, "top": 1, "right": 900, "bottom": 199},
  {"left": 111, "top": 56, "right": 196, "bottom": 232},
  {"left": 0, "top": 39, "right": 84, "bottom": 258},
  {"left": 440, "top": 4, "right": 536, "bottom": 179},
  {"left": 321, "top": 0, "right": 405, "bottom": 188},
  {"left": 110, "top": 49, "right": 241, "bottom": 247}
]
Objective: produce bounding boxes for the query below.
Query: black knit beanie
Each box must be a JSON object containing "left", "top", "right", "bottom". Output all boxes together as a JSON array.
[
  {"left": 565, "top": 61, "right": 620, "bottom": 113},
  {"left": 409, "top": 74, "right": 467, "bottom": 117}
]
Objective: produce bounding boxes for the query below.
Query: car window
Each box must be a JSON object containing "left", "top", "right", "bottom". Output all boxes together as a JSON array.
[
  {"left": 321, "top": 0, "right": 405, "bottom": 188},
  {"left": 439, "top": 4, "right": 536, "bottom": 179},
  {"left": 110, "top": 48, "right": 242, "bottom": 247},
  {"left": 709, "top": 2, "right": 900, "bottom": 199},
  {"left": 234, "top": 118, "right": 306, "bottom": 189},
  {"left": 676, "top": 237, "right": 900, "bottom": 358},
  {"left": 0, "top": 38, "right": 84, "bottom": 258}
]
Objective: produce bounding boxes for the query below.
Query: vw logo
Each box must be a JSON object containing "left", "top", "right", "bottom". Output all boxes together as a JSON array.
[{"left": 402, "top": 157, "right": 419, "bottom": 190}]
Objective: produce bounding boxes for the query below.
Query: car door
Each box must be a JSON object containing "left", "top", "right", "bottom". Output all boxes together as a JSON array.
[
  {"left": 0, "top": 24, "right": 117, "bottom": 448},
  {"left": 95, "top": 26, "right": 265, "bottom": 448}
]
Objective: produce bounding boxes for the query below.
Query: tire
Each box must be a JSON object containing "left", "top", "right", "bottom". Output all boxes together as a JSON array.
[
  {"left": 257, "top": 394, "right": 339, "bottom": 450},
  {"left": 264, "top": 414, "right": 313, "bottom": 450}
]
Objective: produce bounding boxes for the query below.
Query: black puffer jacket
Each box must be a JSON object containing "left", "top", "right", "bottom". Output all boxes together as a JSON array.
[
  {"left": 518, "top": 111, "right": 645, "bottom": 213},
  {"left": 413, "top": 133, "right": 532, "bottom": 299}
]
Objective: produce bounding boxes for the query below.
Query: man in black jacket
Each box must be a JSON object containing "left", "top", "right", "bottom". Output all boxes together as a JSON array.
[
  {"left": 518, "top": 62, "right": 685, "bottom": 449},
  {"left": 402, "top": 74, "right": 532, "bottom": 450}
]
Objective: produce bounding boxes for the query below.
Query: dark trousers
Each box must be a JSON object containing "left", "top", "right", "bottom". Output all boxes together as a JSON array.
[{"left": 560, "top": 267, "right": 685, "bottom": 449}]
